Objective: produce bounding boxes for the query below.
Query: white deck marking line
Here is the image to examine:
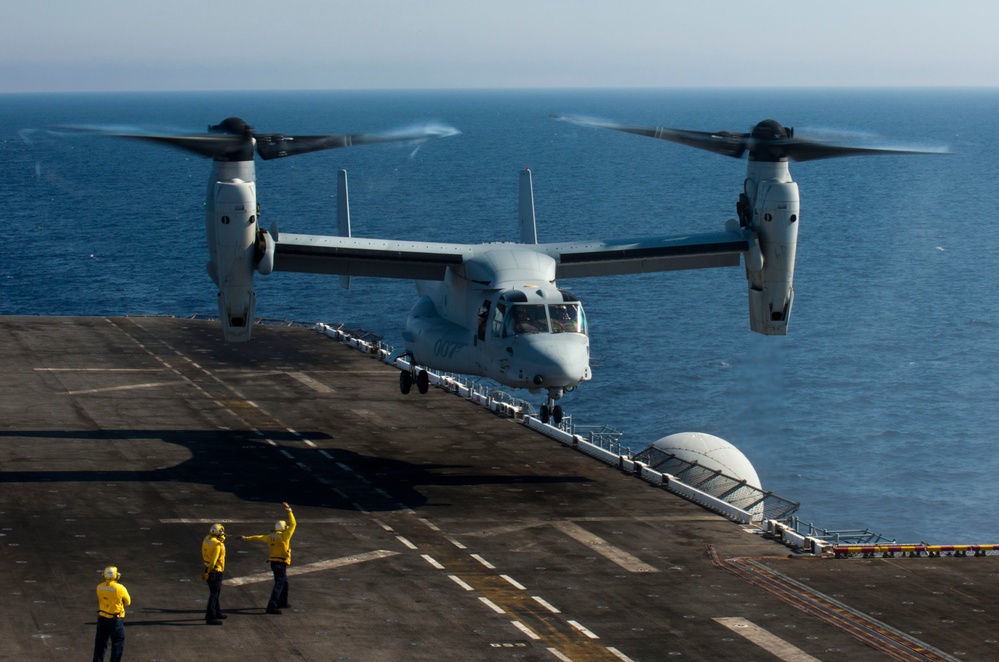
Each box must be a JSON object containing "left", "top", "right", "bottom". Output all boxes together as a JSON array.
[
  {"left": 511, "top": 620, "right": 540, "bottom": 640},
  {"left": 336, "top": 462, "right": 354, "bottom": 472},
  {"left": 303, "top": 439, "right": 317, "bottom": 448},
  {"left": 532, "top": 596, "right": 561, "bottom": 613},
  {"left": 471, "top": 554, "right": 496, "bottom": 569},
  {"left": 501, "top": 574, "right": 526, "bottom": 590},
  {"left": 567, "top": 620, "right": 599, "bottom": 639},
  {"left": 287, "top": 428, "right": 301, "bottom": 437},
  {"left": 36, "top": 368, "right": 164, "bottom": 372},
  {"left": 419, "top": 518, "right": 441, "bottom": 531},
  {"left": 319, "top": 450, "right": 333, "bottom": 460},
  {"left": 449, "top": 575, "right": 475, "bottom": 591},
  {"left": 372, "top": 518, "right": 393, "bottom": 533},
  {"left": 286, "top": 371, "right": 335, "bottom": 393},
  {"left": 606, "top": 647, "right": 635, "bottom": 661},
  {"left": 479, "top": 597, "right": 506, "bottom": 614},
  {"left": 713, "top": 617, "right": 822, "bottom": 662},
  {"left": 279, "top": 450, "right": 294, "bottom": 459},
  {"left": 61, "top": 380, "right": 190, "bottom": 395},
  {"left": 546, "top": 647, "right": 573, "bottom": 661},
  {"left": 421, "top": 554, "right": 445, "bottom": 570},
  {"left": 225, "top": 550, "right": 398, "bottom": 586},
  {"left": 396, "top": 536, "right": 418, "bottom": 550},
  {"left": 553, "top": 522, "right": 658, "bottom": 573},
  {"left": 446, "top": 536, "right": 467, "bottom": 549}
]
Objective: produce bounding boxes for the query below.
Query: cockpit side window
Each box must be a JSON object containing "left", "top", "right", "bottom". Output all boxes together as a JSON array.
[
  {"left": 477, "top": 301, "right": 491, "bottom": 341},
  {"left": 491, "top": 303, "right": 507, "bottom": 338}
]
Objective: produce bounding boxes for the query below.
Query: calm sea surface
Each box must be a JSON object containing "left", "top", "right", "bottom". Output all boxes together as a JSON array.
[{"left": 2, "top": 88, "right": 997, "bottom": 543}]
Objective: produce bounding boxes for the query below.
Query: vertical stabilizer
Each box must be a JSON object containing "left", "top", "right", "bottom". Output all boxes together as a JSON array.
[
  {"left": 519, "top": 167, "right": 538, "bottom": 244},
  {"left": 337, "top": 169, "right": 351, "bottom": 290}
]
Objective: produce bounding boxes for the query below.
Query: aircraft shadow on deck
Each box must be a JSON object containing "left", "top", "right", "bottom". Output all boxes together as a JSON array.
[{"left": 0, "top": 430, "right": 591, "bottom": 511}]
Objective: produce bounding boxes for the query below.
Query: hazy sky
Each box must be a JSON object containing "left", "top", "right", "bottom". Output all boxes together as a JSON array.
[{"left": 3, "top": 1, "right": 997, "bottom": 93}]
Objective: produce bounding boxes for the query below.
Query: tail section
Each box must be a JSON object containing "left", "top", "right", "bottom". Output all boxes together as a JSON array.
[
  {"left": 519, "top": 168, "right": 538, "bottom": 244},
  {"left": 337, "top": 169, "right": 352, "bottom": 290}
]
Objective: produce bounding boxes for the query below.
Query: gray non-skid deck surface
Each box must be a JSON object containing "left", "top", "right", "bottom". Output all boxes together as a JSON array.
[{"left": 1, "top": 316, "right": 995, "bottom": 661}]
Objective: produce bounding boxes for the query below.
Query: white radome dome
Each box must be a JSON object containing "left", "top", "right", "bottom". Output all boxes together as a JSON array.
[{"left": 652, "top": 432, "right": 761, "bottom": 490}]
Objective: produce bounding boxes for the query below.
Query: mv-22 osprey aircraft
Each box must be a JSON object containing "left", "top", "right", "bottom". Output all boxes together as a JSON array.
[{"left": 99, "top": 115, "right": 937, "bottom": 424}]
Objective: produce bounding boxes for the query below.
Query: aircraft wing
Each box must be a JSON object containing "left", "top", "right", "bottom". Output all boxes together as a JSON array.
[
  {"left": 539, "top": 230, "right": 749, "bottom": 279},
  {"left": 273, "top": 233, "right": 475, "bottom": 280},
  {"left": 274, "top": 230, "right": 749, "bottom": 281}
]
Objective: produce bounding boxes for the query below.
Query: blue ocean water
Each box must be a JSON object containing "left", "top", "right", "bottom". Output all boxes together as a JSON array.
[{"left": 2, "top": 88, "right": 997, "bottom": 543}]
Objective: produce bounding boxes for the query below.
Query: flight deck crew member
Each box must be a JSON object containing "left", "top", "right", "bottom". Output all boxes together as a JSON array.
[
  {"left": 239, "top": 502, "right": 296, "bottom": 614},
  {"left": 201, "top": 523, "right": 227, "bottom": 625},
  {"left": 94, "top": 565, "right": 130, "bottom": 662}
]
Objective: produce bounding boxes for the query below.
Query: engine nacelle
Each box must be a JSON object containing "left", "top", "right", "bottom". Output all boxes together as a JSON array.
[
  {"left": 209, "top": 179, "right": 258, "bottom": 342},
  {"left": 745, "top": 178, "right": 799, "bottom": 335}
]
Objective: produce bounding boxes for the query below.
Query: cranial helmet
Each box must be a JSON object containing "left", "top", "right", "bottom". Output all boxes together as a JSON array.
[
  {"left": 274, "top": 520, "right": 287, "bottom": 532},
  {"left": 103, "top": 566, "right": 119, "bottom": 581},
  {"left": 210, "top": 523, "right": 225, "bottom": 537}
]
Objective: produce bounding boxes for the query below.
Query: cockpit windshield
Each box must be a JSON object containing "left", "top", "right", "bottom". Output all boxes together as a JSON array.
[
  {"left": 500, "top": 303, "right": 586, "bottom": 337},
  {"left": 549, "top": 303, "right": 585, "bottom": 334}
]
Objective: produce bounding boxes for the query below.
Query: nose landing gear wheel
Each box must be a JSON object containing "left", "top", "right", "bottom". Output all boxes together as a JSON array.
[
  {"left": 540, "top": 404, "right": 551, "bottom": 424},
  {"left": 400, "top": 370, "right": 412, "bottom": 394},
  {"left": 416, "top": 370, "right": 430, "bottom": 394}
]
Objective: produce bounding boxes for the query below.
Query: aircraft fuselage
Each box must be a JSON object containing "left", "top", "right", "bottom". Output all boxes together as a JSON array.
[{"left": 403, "top": 247, "right": 591, "bottom": 399}]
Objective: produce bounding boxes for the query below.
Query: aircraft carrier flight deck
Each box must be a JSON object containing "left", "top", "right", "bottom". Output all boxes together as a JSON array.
[{"left": 1, "top": 316, "right": 995, "bottom": 661}]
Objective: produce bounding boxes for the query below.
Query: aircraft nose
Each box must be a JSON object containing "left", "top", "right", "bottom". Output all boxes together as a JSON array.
[{"left": 515, "top": 334, "right": 589, "bottom": 387}]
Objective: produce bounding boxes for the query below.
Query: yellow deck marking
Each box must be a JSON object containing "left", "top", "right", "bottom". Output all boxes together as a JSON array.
[{"left": 225, "top": 550, "right": 398, "bottom": 586}]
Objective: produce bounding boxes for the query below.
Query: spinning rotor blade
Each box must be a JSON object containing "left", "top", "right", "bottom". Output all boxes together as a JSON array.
[
  {"left": 53, "top": 124, "right": 250, "bottom": 159},
  {"left": 553, "top": 114, "right": 944, "bottom": 162},
  {"left": 553, "top": 114, "right": 748, "bottom": 158},
  {"left": 255, "top": 125, "right": 460, "bottom": 160},
  {"left": 119, "top": 133, "right": 248, "bottom": 159},
  {"left": 764, "top": 141, "right": 940, "bottom": 162},
  {"left": 58, "top": 118, "right": 460, "bottom": 161}
]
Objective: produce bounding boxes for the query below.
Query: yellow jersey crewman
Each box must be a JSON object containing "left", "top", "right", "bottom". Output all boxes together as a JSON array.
[
  {"left": 201, "top": 523, "right": 227, "bottom": 625},
  {"left": 94, "top": 566, "right": 130, "bottom": 662},
  {"left": 239, "top": 502, "right": 296, "bottom": 614}
]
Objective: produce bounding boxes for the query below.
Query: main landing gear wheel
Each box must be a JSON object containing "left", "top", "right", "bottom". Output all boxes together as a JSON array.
[
  {"left": 539, "top": 403, "right": 564, "bottom": 425},
  {"left": 401, "top": 369, "right": 430, "bottom": 395}
]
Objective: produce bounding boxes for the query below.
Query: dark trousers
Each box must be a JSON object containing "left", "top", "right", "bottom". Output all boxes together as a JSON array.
[
  {"left": 205, "top": 570, "right": 223, "bottom": 620},
  {"left": 268, "top": 561, "right": 289, "bottom": 609},
  {"left": 93, "top": 615, "right": 124, "bottom": 662}
]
